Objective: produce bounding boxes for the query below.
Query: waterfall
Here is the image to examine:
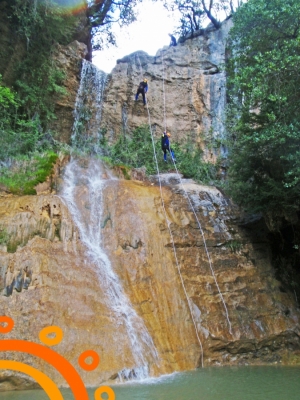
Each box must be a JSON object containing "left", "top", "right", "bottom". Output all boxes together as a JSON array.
[
  {"left": 61, "top": 60, "right": 159, "bottom": 380},
  {"left": 72, "top": 60, "right": 107, "bottom": 153}
]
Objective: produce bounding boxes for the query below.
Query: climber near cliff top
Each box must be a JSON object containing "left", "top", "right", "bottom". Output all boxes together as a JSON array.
[
  {"left": 169, "top": 34, "right": 177, "bottom": 47},
  {"left": 135, "top": 78, "right": 148, "bottom": 105},
  {"left": 161, "top": 131, "right": 176, "bottom": 162}
]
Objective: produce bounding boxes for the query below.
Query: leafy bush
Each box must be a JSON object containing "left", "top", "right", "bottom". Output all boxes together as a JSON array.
[
  {"left": 0, "top": 2, "right": 74, "bottom": 175},
  {"left": 226, "top": 0, "right": 300, "bottom": 217},
  {"left": 102, "top": 125, "right": 216, "bottom": 183},
  {"left": 0, "top": 74, "right": 18, "bottom": 130},
  {"left": 225, "top": 240, "right": 243, "bottom": 253},
  {"left": 0, "top": 0, "right": 76, "bottom": 139},
  {"left": 0, "top": 151, "right": 58, "bottom": 195},
  {"left": 0, "top": 227, "right": 9, "bottom": 246},
  {"left": 0, "top": 75, "right": 17, "bottom": 109}
]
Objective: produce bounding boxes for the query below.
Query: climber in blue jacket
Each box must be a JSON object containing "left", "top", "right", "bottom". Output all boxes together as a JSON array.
[
  {"left": 169, "top": 34, "right": 177, "bottom": 47},
  {"left": 135, "top": 78, "right": 148, "bottom": 105},
  {"left": 161, "top": 131, "right": 176, "bottom": 162}
]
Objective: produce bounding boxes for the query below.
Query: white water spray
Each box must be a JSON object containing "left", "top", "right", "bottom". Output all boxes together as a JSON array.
[{"left": 72, "top": 60, "right": 107, "bottom": 151}]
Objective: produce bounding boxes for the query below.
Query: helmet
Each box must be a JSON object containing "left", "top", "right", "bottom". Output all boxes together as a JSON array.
[{"left": 167, "top": 132, "right": 171, "bottom": 137}]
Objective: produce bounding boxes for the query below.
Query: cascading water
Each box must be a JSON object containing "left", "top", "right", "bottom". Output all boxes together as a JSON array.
[
  {"left": 61, "top": 60, "right": 159, "bottom": 380},
  {"left": 72, "top": 60, "right": 107, "bottom": 153}
]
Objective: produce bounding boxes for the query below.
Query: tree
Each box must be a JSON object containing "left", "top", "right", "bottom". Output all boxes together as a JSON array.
[
  {"left": 165, "top": 0, "right": 241, "bottom": 37},
  {"left": 226, "top": 0, "right": 300, "bottom": 222},
  {"left": 87, "top": 0, "right": 140, "bottom": 51},
  {"left": 168, "top": 0, "right": 206, "bottom": 37},
  {"left": 9, "top": 0, "right": 77, "bottom": 121}
]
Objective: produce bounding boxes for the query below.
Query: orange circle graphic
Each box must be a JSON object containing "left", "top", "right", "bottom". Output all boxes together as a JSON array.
[
  {"left": 78, "top": 350, "right": 100, "bottom": 371},
  {"left": 39, "top": 326, "right": 63, "bottom": 346},
  {"left": 94, "top": 385, "right": 115, "bottom": 400},
  {"left": 0, "top": 339, "right": 89, "bottom": 399},
  {"left": 0, "top": 360, "right": 63, "bottom": 399},
  {"left": 0, "top": 316, "right": 14, "bottom": 334}
]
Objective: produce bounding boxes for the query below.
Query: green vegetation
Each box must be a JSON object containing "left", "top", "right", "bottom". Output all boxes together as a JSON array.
[
  {"left": 225, "top": 240, "right": 243, "bottom": 253},
  {"left": 226, "top": 0, "right": 300, "bottom": 219},
  {"left": 0, "top": 227, "right": 9, "bottom": 246},
  {"left": 10, "top": 0, "right": 77, "bottom": 125},
  {"left": 0, "top": 151, "right": 58, "bottom": 195},
  {"left": 0, "top": 1, "right": 77, "bottom": 192},
  {"left": 88, "top": 0, "right": 139, "bottom": 51},
  {"left": 166, "top": 0, "right": 238, "bottom": 38},
  {"left": 101, "top": 125, "right": 217, "bottom": 183},
  {"left": 0, "top": 71, "right": 60, "bottom": 193}
]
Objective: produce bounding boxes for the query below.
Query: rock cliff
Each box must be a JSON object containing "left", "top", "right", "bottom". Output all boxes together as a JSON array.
[
  {"left": 0, "top": 164, "right": 299, "bottom": 390},
  {"left": 1, "top": 9, "right": 300, "bottom": 394},
  {"left": 49, "top": 41, "right": 89, "bottom": 144},
  {"left": 100, "top": 19, "right": 232, "bottom": 163}
]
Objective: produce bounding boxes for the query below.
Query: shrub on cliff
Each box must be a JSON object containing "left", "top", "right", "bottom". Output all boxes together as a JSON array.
[
  {"left": 9, "top": 0, "right": 76, "bottom": 125},
  {"left": 0, "top": 151, "right": 58, "bottom": 195},
  {"left": 103, "top": 125, "right": 216, "bottom": 183}
]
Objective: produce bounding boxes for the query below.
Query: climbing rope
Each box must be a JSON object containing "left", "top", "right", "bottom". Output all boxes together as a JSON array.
[
  {"left": 161, "top": 51, "right": 167, "bottom": 134},
  {"left": 136, "top": 52, "right": 204, "bottom": 367},
  {"left": 138, "top": 48, "right": 234, "bottom": 339},
  {"left": 161, "top": 51, "right": 233, "bottom": 336},
  {"left": 170, "top": 159, "right": 232, "bottom": 335}
]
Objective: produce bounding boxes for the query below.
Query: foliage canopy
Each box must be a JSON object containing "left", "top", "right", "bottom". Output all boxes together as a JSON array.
[
  {"left": 0, "top": 0, "right": 77, "bottom": 191},
  {"left": 165, "top": 0, "right": 241, "bottom": 38},
  {"left": 88, "top": 0, "right": 141, "bottom": 50},
  {"left": 226, "top": 0, "right": 300, "bottom": 220}
]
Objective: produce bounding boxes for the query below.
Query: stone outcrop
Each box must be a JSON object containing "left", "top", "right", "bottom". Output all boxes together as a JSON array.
[
  {"left": 100, "top": 19, "right": 232, "bottom": 162},
  {"left": 49, "top": 41, "right": 88, "bottom": 144},
  {"left": 0, "top": 168, "right": 299, "bottom": 390},
  {"left": 102, "top": 174, "right": 300, "bottom": 367}
]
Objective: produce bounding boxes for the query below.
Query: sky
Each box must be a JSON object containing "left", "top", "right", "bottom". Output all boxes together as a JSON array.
[{"left": 92, "top": 0, "right": 181, "bottom": 73}]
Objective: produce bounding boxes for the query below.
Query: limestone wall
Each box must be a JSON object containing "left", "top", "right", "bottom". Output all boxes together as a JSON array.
[
  {"left": 100, "top": 19, "right": 232, "bottom": 162},
  {"left": 0, "top": 173, "right": 299, "bottom": 390}
]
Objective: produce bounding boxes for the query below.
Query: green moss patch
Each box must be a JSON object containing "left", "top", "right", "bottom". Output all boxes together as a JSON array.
[{"left": 0, "top": 151, "right": 58, "bottom": 195}]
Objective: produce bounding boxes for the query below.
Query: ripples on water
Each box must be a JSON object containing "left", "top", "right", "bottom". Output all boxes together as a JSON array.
[{"left": 0, "top": 366, "right": 300, "bottom": 399}]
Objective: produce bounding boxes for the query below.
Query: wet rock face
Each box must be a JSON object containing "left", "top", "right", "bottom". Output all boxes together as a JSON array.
[
  {"left": 102, "top": 179, "right": 300, "bottom": 367},
  {"left": 0, "top": 174, "right": 299, "bottom": 390},
  {"left": 100, "top": 19, "right": 232, "bottom": 162},
  {"left": 0, "top": 193, "right": 147, "bottom": 389}
]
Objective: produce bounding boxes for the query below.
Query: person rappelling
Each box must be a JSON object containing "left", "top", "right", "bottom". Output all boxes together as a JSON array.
[
  {"left": 161, "top": 131, "right": 176, "bottom": 162},
  {"left": 169, "top": 34, "right": 177, "bottom": 47},
  {"left": 135, "top": 78, "right": 148, "bottom": 105}
]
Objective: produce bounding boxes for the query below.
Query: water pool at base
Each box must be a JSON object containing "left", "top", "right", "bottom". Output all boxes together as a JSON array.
[{"left": 0, "top": 366, "right": 300, "bottom": 399}]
